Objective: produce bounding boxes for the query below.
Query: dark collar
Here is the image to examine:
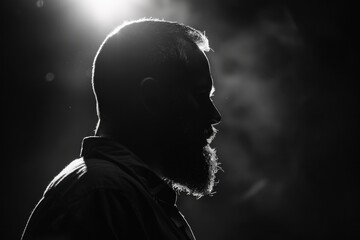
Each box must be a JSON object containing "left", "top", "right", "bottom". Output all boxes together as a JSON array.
[{"left": 80, "top": 136, "right": 177, "bottom": 206}]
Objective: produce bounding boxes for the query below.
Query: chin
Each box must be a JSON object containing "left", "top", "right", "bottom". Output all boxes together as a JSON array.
[{"left": 163, "top": 142, "right": 220, "bottom": 199}]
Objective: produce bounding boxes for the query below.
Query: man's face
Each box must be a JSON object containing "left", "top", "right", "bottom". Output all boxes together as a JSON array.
[{"left": 160, "top": 49, "right": 221, "bottom": 198}]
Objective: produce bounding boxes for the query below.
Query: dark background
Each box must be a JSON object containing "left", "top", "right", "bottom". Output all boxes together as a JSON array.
[{"left": 2, "top": 0, "right": 359, "bottom": 239}]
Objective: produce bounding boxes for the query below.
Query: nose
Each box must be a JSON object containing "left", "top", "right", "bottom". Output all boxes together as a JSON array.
[{"left": 210, "top": 102, "right": 221, "bottom": 125}]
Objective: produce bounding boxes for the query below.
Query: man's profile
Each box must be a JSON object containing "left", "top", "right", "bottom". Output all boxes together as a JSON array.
[{"left": 22, "top": 18, "right": 221, "bottom": 240}]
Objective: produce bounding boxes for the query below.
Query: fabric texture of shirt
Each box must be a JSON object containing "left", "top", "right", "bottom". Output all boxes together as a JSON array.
[{"left": 22, "top": 137, "right": 196, "bottom": 240}]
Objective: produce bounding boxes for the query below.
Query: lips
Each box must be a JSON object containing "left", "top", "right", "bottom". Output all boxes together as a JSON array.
[
  {"left": 204, "top": 126, "right": 217, "bottom": 144},
  {"left": 204, "top": 128, "right": 213, "bottom": 140}
]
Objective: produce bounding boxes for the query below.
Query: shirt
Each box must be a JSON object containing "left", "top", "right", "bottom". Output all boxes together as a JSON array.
[{"left": 21, "top": 137, "right": 196, "bottom": 240}]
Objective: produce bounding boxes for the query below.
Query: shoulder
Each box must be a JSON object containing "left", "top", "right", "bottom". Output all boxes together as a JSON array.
[{"left": 45, "top": 157, "right": 144, "bottom": 202}]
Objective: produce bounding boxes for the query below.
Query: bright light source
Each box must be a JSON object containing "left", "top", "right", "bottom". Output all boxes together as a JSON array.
[
  {"left": 76, "top": 0, "right": 151, "bottom": 27},
  {"left": 57, "top": 0, "right": 192, "bottom": 36}
]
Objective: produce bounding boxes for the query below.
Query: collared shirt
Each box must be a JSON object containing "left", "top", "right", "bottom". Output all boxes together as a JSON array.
[{"left": 22, "top": 137, "right": 196, "bottom": 240}]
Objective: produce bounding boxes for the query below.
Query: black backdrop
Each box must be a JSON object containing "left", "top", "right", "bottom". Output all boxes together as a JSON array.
[{"left": 3, "top": 1, "right": 359, "bottom": 239}]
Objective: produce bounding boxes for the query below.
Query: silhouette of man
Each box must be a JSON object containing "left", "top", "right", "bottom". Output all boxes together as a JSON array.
[{"left": 22, "top": 19, "right": 221, "bottom": 240}]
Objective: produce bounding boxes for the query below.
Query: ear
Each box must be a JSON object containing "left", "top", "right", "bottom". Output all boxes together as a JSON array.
[{"left": 140, "top": 77, "right": 167, "bottom": 116}]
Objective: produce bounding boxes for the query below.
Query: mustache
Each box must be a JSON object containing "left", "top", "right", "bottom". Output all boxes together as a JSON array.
[{"left": 205, "top": 126, "right": 218, "bottom": 144}]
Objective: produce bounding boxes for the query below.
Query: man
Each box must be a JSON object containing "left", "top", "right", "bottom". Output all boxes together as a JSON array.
[{"left": 22, "top": 18, "right": 221, "bottom": 240}]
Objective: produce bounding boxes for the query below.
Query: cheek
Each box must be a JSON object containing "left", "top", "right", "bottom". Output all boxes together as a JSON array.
[
  {"left": 180, "top": 94, "right": 201, "bottom": 114},
  {"left": 182, "top": 96, "right": 203, "bottom": 125},
  {"left": 168, "top": 93, "right": 201, "bottom": 121},
  {"left": 165, "top": 93, "right": 206, "bottom": 138}
]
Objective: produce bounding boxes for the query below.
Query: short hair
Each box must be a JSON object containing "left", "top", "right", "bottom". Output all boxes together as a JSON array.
[{"left": 92, "top": 18, "right": 210, "bottom": 125}]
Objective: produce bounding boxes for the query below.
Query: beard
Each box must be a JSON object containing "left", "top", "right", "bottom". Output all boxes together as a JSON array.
[{"left": 160, "top": 125, "right": 220, "bottom": 198}]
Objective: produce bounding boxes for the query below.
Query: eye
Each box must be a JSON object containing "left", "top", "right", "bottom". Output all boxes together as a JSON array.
[
  {"left": 193, "top": 86, "right": 215, "bottom": 103},
  {"left": 194, "top": 92, "right": 213, "bottom": 105}
]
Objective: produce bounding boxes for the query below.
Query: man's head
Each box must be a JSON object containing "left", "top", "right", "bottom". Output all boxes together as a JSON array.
[{"left": 92, "top": 18, "right": 221, "bottom": 197}]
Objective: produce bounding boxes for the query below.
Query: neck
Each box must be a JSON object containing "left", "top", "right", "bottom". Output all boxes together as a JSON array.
[{"left": 96, "top": 128, "right": 166, "bottom": 179}]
